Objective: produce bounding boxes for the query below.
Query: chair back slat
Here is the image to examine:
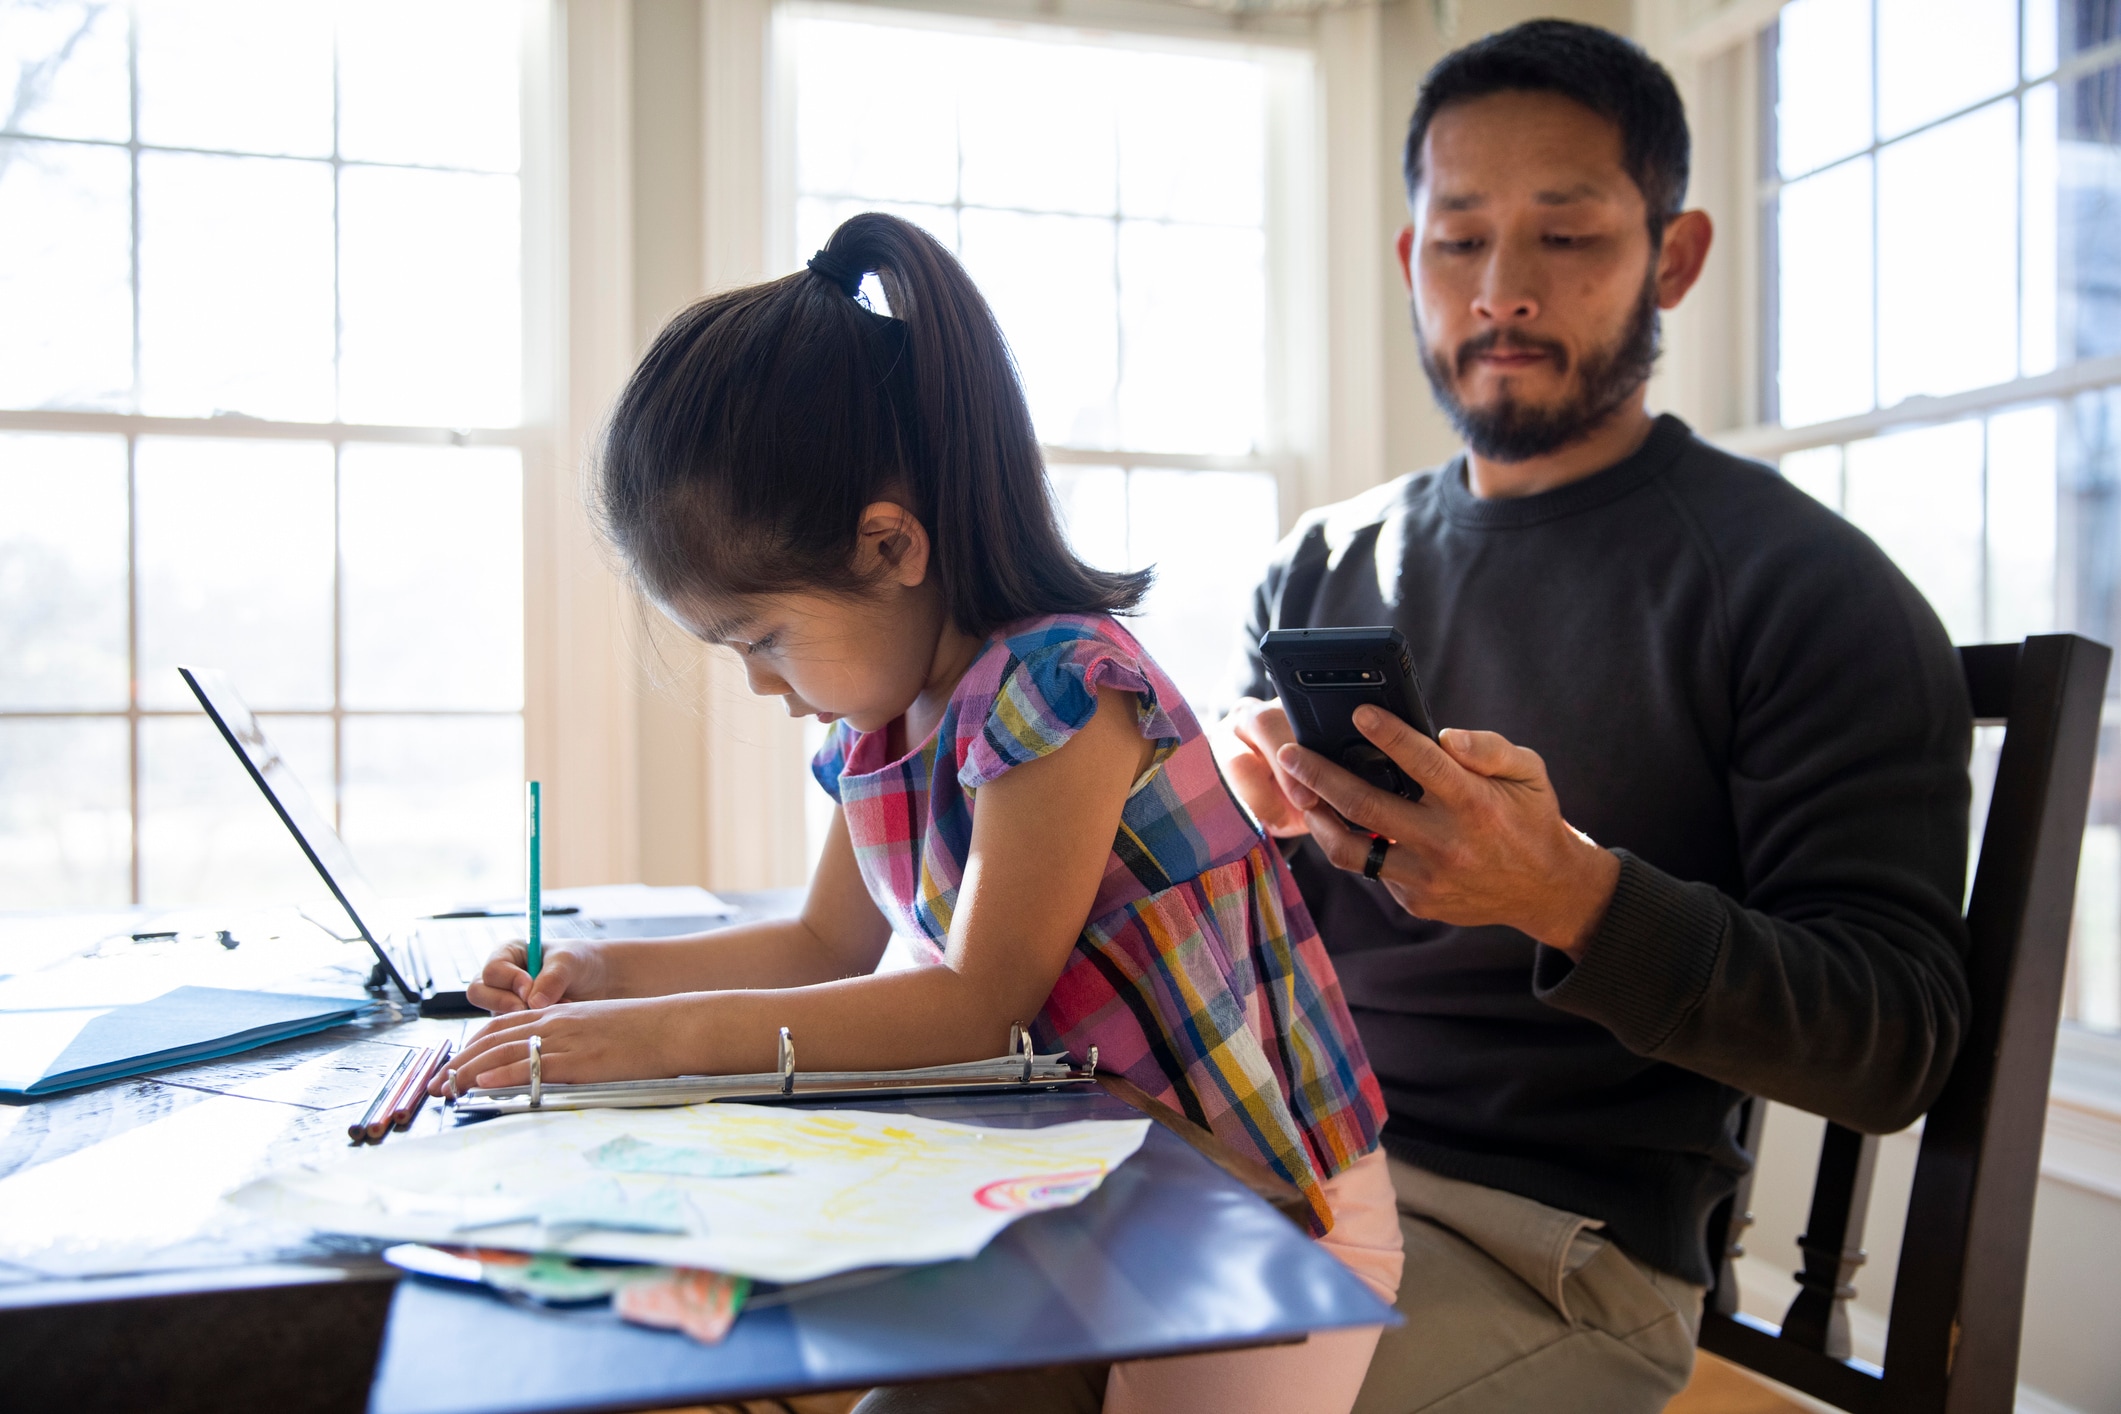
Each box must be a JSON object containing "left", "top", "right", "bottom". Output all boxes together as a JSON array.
[
  {"left": 1782, "top": 1124, "right": 1881, "bottom": 1358},
  {"left": 1881, "top": 634, "right": 2107, "bottom": 1413}
]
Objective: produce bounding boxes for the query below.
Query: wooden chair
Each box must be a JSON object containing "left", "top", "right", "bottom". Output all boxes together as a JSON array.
[{"left": 1697, "top": 634, "right": 2110, "bottom": 1414}]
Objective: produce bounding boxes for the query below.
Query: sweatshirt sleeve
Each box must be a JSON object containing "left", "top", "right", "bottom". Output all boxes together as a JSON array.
[{"left": 1532, "top": 499, "right": 1974, "bottom": 1136}]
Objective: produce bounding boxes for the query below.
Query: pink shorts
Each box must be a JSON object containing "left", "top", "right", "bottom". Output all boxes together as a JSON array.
[{"left": 1102, "top": 1146, "right": 1405, "bottom": 1414}]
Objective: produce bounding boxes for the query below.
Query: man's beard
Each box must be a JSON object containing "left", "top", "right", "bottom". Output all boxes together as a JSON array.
[{"left": 1418, "top": 270, "right": 1662, "bottom": 464}]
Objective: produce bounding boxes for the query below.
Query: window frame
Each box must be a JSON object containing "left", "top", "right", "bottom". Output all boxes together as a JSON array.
[{"left": 0, "top": 1, "right": 557, "bottom": 907}]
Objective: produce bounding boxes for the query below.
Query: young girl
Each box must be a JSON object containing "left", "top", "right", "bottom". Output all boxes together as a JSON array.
[{"left": 441, "top": 213, "right": 1401, "bottom": 1414}]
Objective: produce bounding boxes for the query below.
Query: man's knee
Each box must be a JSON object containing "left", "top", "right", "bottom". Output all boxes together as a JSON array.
[{"left": 1354, "top": 1211, "right": 1701, "bottom": 1414}]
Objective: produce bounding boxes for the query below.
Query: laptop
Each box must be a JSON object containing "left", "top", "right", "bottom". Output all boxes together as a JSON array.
[{"left": 181, "top": 665, "right": 705, "bottom": 1016}]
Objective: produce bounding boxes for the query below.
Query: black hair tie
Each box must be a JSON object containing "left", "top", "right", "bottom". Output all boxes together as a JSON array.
[{"left": 806, "top": 247, "right": 866, "bottom": 298}]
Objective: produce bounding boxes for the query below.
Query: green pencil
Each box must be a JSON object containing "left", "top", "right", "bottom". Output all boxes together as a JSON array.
[{"left": 526, "top": 780, "right": 543, "bottom": 980}]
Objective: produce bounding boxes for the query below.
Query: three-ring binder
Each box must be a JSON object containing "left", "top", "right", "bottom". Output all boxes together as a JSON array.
[{"left": 454, "top": 1024, "right": 1100, "bottom": 1118}]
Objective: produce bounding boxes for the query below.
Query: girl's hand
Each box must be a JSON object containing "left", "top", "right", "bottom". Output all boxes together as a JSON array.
[
  {"left": 465, "top": 940, "right": 612, "bottom": 1014},
  {"left": 432, "top": 996, "right": 697, "bottom": 1094}
]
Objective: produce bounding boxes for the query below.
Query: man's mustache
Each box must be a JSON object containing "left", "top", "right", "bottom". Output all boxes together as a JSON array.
[{"left": 1454, "top": 330, "right": 1570, "bottom": 376}]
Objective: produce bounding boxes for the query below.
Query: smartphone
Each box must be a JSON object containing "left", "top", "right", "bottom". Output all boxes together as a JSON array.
[{"left": 1258, "top": 626, "right": 1437, "bottom": 806}]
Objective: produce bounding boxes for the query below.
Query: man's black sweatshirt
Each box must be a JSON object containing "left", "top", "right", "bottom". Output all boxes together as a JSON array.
[{"left": 1234, "top": 415, "right": 1973, "bottom": 1285}]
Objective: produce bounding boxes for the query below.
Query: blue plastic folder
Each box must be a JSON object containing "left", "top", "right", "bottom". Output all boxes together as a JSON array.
[{"left": 0, "top": 986, "right": 368, "bottom": 1098}]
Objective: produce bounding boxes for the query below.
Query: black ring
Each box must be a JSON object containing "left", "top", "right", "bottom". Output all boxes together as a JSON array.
[{"left": 1362, "top": 835, "right": 1390, "bottom": 881}]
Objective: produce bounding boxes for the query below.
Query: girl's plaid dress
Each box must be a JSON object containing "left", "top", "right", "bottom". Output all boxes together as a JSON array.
[{"left": 811, "top": 613, "right": 1385, "bottom": 1232}]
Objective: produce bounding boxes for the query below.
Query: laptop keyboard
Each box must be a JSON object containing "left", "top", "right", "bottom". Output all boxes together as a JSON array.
[{"left": 410, "top": 915, "right": 598, "bottom": 990}]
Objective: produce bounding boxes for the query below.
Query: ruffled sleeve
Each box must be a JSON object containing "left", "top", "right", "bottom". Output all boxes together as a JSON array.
[
  {"left": 959, "top": 631, "right": 1184, "bottom": 789},
  {"left": 810, "top": 720, "right": 855, "bottom": 802}
]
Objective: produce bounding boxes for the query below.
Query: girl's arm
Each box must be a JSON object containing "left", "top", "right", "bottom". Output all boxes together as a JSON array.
[
  {"left": 465, "top": 806, "right": 893, "bottom": 1012},
  {"left": 449, "top": 687, "right": 1146, "bottom": 1086}
]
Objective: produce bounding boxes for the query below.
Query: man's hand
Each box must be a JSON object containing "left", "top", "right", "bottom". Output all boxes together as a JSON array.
[
  {"left": 1275, "top": 705, "right": 1621, "bottom": 957},
  {"left": 465, "top": 939, "right": 612, "bottom": 1015},
  {"left": 1213, "top": 697, "right": 1324, "bottom": 837}
]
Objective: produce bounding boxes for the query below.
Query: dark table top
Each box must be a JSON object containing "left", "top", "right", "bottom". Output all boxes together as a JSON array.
[{"left": 0, "top": 890, "right": 1391, "bottom": 1414}]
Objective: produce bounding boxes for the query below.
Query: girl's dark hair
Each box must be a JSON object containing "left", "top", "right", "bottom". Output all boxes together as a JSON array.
[{"left": 597, "top": 211, "right": 1150, "bottom": 636}]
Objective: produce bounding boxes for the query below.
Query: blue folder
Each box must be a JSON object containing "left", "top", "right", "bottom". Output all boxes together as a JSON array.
[
  {"left": 369, "top": 1090, "right": 1398, "bottom": 1414},
  {"left": 0, "top": 986, "right": 369, "bottom": 1098}
]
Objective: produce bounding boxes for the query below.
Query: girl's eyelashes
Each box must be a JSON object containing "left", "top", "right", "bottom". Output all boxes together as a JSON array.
[{"left": 743, "top": 632, "right": 781, "bottom": 655}]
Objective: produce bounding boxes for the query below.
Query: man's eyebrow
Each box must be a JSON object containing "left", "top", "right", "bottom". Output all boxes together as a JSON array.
[
  {"left": 1534, "top": 183, "right": 1606, "bottom": 205},
  {"left": 1433, "top": 191, "right": 1486, "bottom": 212}
]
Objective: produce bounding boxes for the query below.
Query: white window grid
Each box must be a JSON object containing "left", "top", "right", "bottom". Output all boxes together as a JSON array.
[{"left": 0, "top": 4, "right": 538, "bottom": 906}]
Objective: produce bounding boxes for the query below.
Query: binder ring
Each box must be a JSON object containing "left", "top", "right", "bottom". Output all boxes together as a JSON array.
[
  {"left": 527, "top": 1034, "right": 543, "bottom": 1109},
  {"left": 779, "top": 1027, "right": 795, "bottom": 1096}
]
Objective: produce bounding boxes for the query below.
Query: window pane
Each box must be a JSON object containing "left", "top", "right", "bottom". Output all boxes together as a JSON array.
[
  {"left": 1987, "top": 405, "right": 2058, "bottom": 643},
  {"left": 1876, "top": 0, "right": 2017, "bottom": 141},
  {"left": 2023, "top": 82, "right": 2060, "bottom": 377},
  {"left": 2061, "top": 387, "right": 2121, "bottom": 1032},
  {"left": 1048, "top": 465, "right": 1129, "bottom": 573},
  {"left": 341, "top": 444, "right": 523, "bottom": 711},
  {"left": 134, "top": 0, "right": 333, "bottom": 157},
  {"left": 2072, "top": 820, "right": 2121, "bottom": 1030},
  {"left": 0, "top": 138, "right": 132, "bottom": 411},
  {"left": 2061, "top": 387, "right": 2121, "bottom": 681},
  {"left": 1126, "top": 469, "right": 1278, "bottom": 714},
  {"left": 138, "top": 152, "right": 335, "bottom": 421},
  {"left": 1777, "top": 157, "right": 1874, "bottom": 425},
  {"left": 0, "top": 433, "right": 128, "bottom": 710},
  {"left": 0, "top": 718, "right": 129, "bottom": 908},
  {"left": 1118, "top": 50, "right": 1265, "bottom": 226},
  {"left": 1844, "top": 420, "right": 1986, "bottom": 642},
  {"left": 2025, "top": 0, "right": 2059, "bottom": 79},
  {"left": 139, "top": 710, "right": 335, "bottom": 906},
  {"left": 337, "top": 0, "right": 522, "bottom": 172},
  {"left": 134, "top": 438, "right": 334, "bottom": 710},
  {"left": 1877, "top": 101, "right": 2017, "bottom": 406},
  {"left": 2058, "top": 62, "right": 2121, "bottom": 366},
  {"left": 0, "top": 0, "right": 130, "bottom": 142},
  {"left": 1779, "top": 444, "right": 1844, "bottom": 511},
  {"left": 790, "top": 19, "right": 960, "bottom": 206},
  {"left": 1118, "top": 221, "right": 1265, "bottom": 455},
  {"left": 341, "top": 715, "right": 521, "bottom": 899},
  {"left": 960, "top": 40, "right": 1117, "bottom": 217},
  {"left": 2062, "top": 3, "right": 2121, "bottom": 64},
  {"left": 1776, "top": 0, "right": 1872, "bottom": 179},
  {"left": 338, "top": 166, "right": 521, "bottom": 427},
  {"left": 959, "top": 208, "right": 1118, "bottom": 447}
]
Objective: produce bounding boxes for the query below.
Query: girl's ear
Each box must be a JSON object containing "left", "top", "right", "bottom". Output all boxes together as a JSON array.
[{"left": 854, "top": 501, "right": 932, "bottom": 588}]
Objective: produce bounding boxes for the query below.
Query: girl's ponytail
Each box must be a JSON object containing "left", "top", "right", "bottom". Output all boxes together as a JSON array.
[{"left": 598, "top": 212, "right": 1150, "bottom": 636}]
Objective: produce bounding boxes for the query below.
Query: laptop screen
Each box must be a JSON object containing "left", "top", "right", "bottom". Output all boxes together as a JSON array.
[{"left": 179, "top": 666, "right": 418, "bottom": 993}]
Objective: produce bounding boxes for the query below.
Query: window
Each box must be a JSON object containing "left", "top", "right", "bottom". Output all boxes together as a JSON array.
[
  {"left": 0, "top": 1, "right": 533, "bottom": 908},
  {"left": 1761, "top": 0, "right": 2121, "bottom": 1032},
  {"left": 783, "top": 8, "right": 1308, "bottom": 713}
]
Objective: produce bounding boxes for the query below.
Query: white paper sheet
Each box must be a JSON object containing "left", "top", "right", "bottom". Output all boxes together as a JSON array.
[{"left": 226, "top": 1103, "right": 1149, "bottom": 1282}]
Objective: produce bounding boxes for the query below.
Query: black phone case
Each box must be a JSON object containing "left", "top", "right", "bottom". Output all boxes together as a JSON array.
[{"left": 1259, "top": 627, "right": 1437, "bottom": 806}]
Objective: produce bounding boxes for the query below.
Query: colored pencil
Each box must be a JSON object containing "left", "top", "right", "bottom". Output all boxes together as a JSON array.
[
  {"left": 350, "top": 1049, "right": 419, "bottom": 1143},
  {"left": 364, "top": 1044, "right": 439, "bottom": 1143},
  {"left": 391, "top": 1041, "right": 455, "bottom": 1132},
  {"left": 526, "top": 781, "right": 543, "bottom": 980}
]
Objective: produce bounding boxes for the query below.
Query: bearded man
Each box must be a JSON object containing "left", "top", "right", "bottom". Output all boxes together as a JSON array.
[{"left": 1215, "top": 21, "right": 1972, "bottom": 1412}]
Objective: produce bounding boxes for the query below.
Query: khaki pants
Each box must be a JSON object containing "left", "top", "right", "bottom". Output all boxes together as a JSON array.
[{"left": 1352, "top": 1159, "right": 1705, "bottom": 1414}]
